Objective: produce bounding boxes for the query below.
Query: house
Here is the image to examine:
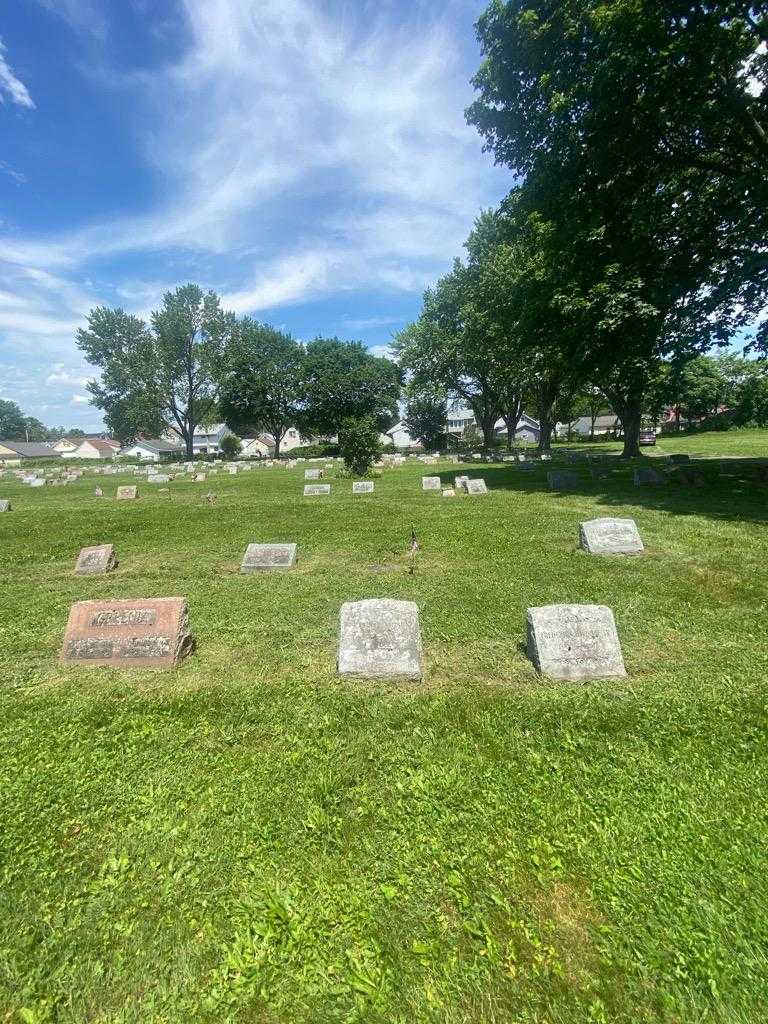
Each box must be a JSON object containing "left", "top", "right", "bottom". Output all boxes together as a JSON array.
[
  {"left": 279, "top": 426, "right": 304, "bottom": 452},
  {"left": 495, "top": 412, "right": 541, "bottom": 444},
  {"left": 240, "top": 434, "right": 273, "bottom": 458},
  {"left": 51, "top": 437, "right": 80, "bottom": 454},
  {"left": 189, "top": 423, "right": 235, "bottom": 455},
  {"left": 446, "top": 400, "right": 541, "bottom": 444},
  {"left": 382, "top": 421, "right": 420, "bottom": 450},
  {"left": 565, "top": 414, "right": 622, "bottom": 438},
  {"left": 119, "top": 439, "right": 183, "bottom": 462},
  {"left": 0, "top": 441, "right": 62, "bottom": 464},
  {"left": 63, "top": 438, "right": 121, "bottom": 460}
]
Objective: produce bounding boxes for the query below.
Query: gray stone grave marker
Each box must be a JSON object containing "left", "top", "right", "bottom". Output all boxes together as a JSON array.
[
  {"left": 304, "top": 483, "right": 330, "bottom": 496},
  {"left": 526, "top": 604, "right": 626, "bottom": 680},
  {"left": 466, "top": 478, "right": 488, "bottom": 495},
  {"left": 0, "top": 499, "right": 10, "bottom": 512},
  {"left": 548, "top": 470, "right": 579, "bottom": 491},
  {"left": 352, "top": 481, "right": 374, "bottom": 494},
  {"left": 338, "top": 599, "right": 423, "bottom": 680},
  {"left": 75, "top": 543, "right": 118, "bottom": 576},
  {"left": 442, "top": 488, "right": 456, "bottom": 497},
  {"left": 116, "top": 486, "right": 138, "bottom": 500},
  {"left": 305, "top": 468, "right": 323, "bottom": 480},
  {"left": 422, "top": 476, "right": 441, "bottom": 490},
  {"left": 634, "top": 467, "right": 666, "bottom": 486},
  {"left": 240, "top": 543, "right": 297, "bottom": 573},
  {"left": 579, "top": 518, "right": 644, "bottom": 556}
]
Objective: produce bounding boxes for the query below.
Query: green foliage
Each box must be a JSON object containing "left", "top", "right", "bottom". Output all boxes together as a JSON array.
[
  {"left": 337, "top": 416, "right": 381, "bottom": 476},
  {"left": 0, "top": 399, "right": 27, "bottom": 438},
  {"left": 300, "top": 338, "right": 401, "bottom": 437},
  {"left": 283, "top": 442, "right": 340, "bottom": 459},
  {"left": 77, "top": 285, "right": 235, "bottom": 454},
  {"left": 403, "top": 393, "right": 446, "bottom": 450},
  {"left": 219, "top": 321, "right": 303, "bottom": 457},
  {"left": 218, "top": 433, "right": 242, "bottom": 459}
]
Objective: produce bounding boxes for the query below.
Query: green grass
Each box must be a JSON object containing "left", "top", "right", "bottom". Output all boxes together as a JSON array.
[{"left": 1, "top": 431, "right": 767, "bottom": 1023}]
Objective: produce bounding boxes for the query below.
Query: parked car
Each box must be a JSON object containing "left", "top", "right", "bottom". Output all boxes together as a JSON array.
[{"left": 639, "top": 429, "right": 657, "bottom": 446}]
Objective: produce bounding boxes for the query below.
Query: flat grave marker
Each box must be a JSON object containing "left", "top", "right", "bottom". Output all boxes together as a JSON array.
[
  {"left": 579, "top": 518, "right": 644, "bottom": 556},
  {"left": 466, "top": 478, "right": 488, "bottom": 495},
  {"left": 240, "top": 543, "right": 297, "bottom": 573},
  {"left": 442, "top": 488, "right": 456, "bottom": 497},
  {"left": 548, "top": 470, "right": 579, "bottom": 491},
  {"left": 527, "top": 604, "right": 626, "bottom": 680},
  {"left": 304, "top": 483, "right": 330, "bottom": 496},
  {"left": 338, "top": 599, "right": 423, "bottom": 680},
  {"left": 0, "top": 499, "right": 10, "bottom": 512},
  {"left": 634, "top": 467, "right": 666, "bottom": 486},
  {"left": 60, "top": 597, "right": 193, "bottom": 668},
  {"left": 305, "top": 469, "right": 323, "bottom": 480},
  {"left": 74, "top": 543, "right": 118, "bottom": 576},
  {"left": 116, "top": 486, "right": 137, "bottom": 500},
  {"left": 422, "top": 476, "right": 441, "bottom": 491},
  {"left": 352, "top": 481, "right": 374, "bottom": 494}
]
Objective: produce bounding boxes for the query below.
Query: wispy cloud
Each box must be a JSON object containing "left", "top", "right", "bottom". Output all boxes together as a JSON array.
[{"left": 0, "top": 39, "right": 35, "bottom": 108}]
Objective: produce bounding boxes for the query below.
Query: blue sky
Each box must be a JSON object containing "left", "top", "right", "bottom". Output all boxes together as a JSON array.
[{"left": 0, "top": 0, "right": 509, "bottom": 430}]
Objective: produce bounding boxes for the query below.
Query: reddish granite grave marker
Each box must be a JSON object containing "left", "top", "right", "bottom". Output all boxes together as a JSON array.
[{"left": 60, "top": 597, "right": 193, "bottom": 668}]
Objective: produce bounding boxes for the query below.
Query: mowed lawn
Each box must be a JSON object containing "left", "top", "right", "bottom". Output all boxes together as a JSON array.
[{"left": 1, "top": 433, "right": 767, "bottom": 1023}]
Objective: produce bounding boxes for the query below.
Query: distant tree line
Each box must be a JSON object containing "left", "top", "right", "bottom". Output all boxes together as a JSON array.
[
  {"left": 398, "top": 0, "right": 768, "bottom": 456},
  {"left": 76, "top": 284, "right": 402, "bottom": 459},
  {"left": 0, "top": 399, "right": 87, "bottom": 442}
]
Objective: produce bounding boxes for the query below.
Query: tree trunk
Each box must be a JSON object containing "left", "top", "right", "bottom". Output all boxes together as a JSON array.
[
  {"left": 538, "top": 411, "right": 554, "bottom": 452},
  {"left": 616, "top": 400, "right": 642, "bottom": 458},
  {"left": 590, "top": 413, "right": 597, "bottom": 441},
  {"left": 274, "top": 436, "right": 281, "bottom": 458}
]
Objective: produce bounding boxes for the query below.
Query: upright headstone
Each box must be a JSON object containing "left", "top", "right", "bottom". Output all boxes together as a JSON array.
[
  {"left": 194, "top": 473, "right": 207, "bottom": 483},
  {"left": 526, "top": 604, "right": 626, "bottom": 680},
  {"left": 442, "top": 488, "right": 456, "bottom": 497},
  {"left": 455, "top": 475, "right": 469, "bottom": 491},
  {"left": 338, "top": 599, "right": 423, "bottom": 680},
  {"left": 116, "top": 486, "right": 138, "bottom": 500},
  {"left": 466, "top": 478, "right": 488, "bottom": 495},
  {"left": 305, "top": 469, "right": 323, "bottom": 480},
  {"left": 634, "top": 467, "right": 666, "bottom": 486},
  {"left": 0, "top": 499, "right": 10, "bottom": 512},
  {"left": 352, "top": 481, "right": 374, "bottom": 494},
  {"left": 304, "top": 483, "right": 330, "bottom": 496},
  {"left": 94, "top": 487, "right": 104, "bottom": 497},
  {"left": 29, "top": 478, "right": 45, "bottom": 488},
  {"left": 74, "top": 544, "right": 118, "bottom": 575},
  {"left": 60, "top": 597, "right": 193, "bottom": 667},
  {"left": 579, "top": 518, "right": 644, "bottom": 556},
  {"left": 148, "top": 474, "right": 170, "bottom": 484},
  {"left": 422, "top": 476, "right": 441, "bottom": 491},
  {"left": 240, "top": 543, "right": 297, "bottom": 573},
  {"left": 548, "top": 471, "right": 579, "bottom": 491}
]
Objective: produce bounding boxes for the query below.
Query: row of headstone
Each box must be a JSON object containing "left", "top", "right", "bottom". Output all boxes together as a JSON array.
[
  {"left": 424, "top": 476, "right": 488, "bottom": 494},
  {"left": 58, "top": 594, "right": 626, "bottom": 681}
]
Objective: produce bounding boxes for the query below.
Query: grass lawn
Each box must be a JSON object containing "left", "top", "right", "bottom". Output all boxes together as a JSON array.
[{"left": 1, "top": 431, "right": 767, "bottom": 1023}]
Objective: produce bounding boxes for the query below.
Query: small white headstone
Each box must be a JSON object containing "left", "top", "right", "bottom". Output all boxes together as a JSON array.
[
  {"left": 148, "top": 474, "right": 170, "bottom": 484},
  {"left": 304, "top": 483, "right": 330, "bottom": 496},
  {"left": 352, "top": 481, "right": 374, "bottom": 494},
  {"left": 442, "top": 488, "right": 455, "bottom": 497},
  {"left": 580, "top": 518, "right": 644, "bottom": 556},
  {"left": 338, "top": 599, "right": 423, "bottom": 680},
  {"left": 240, "top": 543, "right": 297, "bottom": 573},
  {"left": 116, "top": 486, "right": 137, "bottom": 500},
  {"left": 305, "top": 469, "right": 323, "bottom": 480},
  {"left": 422, "top": 476, "right": 441, "bottom": 491},
  {"left": 466, "top": 479, "right": 487, "bottom": 495},
  {"left": 526, "top": 604, "right": 626, "bottom": 680},
  {"left": 194, "top": 473, "right": 206, "bottom": 482},
  {"left": 455, "top": 475, "right": 469, "bottom": 491},
  {"left": 0, "top": 499, "right": 10, "bottom": 512}
]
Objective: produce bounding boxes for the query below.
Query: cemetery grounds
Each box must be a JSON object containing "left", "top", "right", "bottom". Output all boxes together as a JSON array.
[{"left": 1, "top": 429, "right": 767, "bottom": 1023}]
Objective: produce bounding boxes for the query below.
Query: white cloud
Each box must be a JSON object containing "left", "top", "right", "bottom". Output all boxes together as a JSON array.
[
  {"left": 0, "top": 39, "right": 35, "bottom": 108},
  {"left": 368, "top": 344, "right": 396, "bottom": 361},
  {"left": 70, "top": 394, "right": 91, "bottom": 406}
]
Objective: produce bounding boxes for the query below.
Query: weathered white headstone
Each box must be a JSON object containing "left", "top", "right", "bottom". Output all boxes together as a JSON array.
[
  {"left": 338, "top": 599, "right": 423, "bottom": 680},
  {"left": 304, "top": 483, "right": 330, "bottom": 496},
  {"left": 116, "top": 486, "right": 138, "bottom": 500},
  {"left": 634, "top": 467, "right": 666, "bottom": 486},
  {"left": 75, "top": 543, "right": 118, "bottom": 576},
  {"left": 194, "top": 473, "right": 207, "bottom": 482},
  {"left": 466, "top": 478, "right": 488, "bottom": 495},
  {"left": 442, "top": 488, "right": 456, "bottom": 497},
  {"left": 526, "top": 604, "right": 626, "bottom": 680},
  {"left": 579, "top": 518, "right": 644, "bottom": 556},
  {"left": 548, "top": 470, "right": 579, "bottom": 491},
  {"left": 240, "top": 543, "right": 297, "bottom": 573},
  {"left": 94, "top": 487, "right": 104, "bottom": 497},
  {"left": 148, "top": 474, "right": 170, "bottom": 484},
  {"left": 0, "top": 499, "right": 10, "bottom": 512},
  {"left": 455, "top": 475, "right": 469, "bottom": 491},
  {"left": 352, "top": 481, "right": 374, "bottom": 494},
  {"left": 228, "top": 466, "right": 238, "bottom": 475},
  {"left": 422, "top": 476, "right": 441, "bottom": 490},
  {"left": 29, "top": 478, "right": 45, "bottom": 488},
  {"left": 305, "top": 469, "right": 323, "bottom": 480}
]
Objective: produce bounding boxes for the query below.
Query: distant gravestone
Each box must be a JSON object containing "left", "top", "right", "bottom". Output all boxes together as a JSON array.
[
  {"left": 466, "top": 478, "right": 488, "bottom": 495},
  {"left": 29, "top": 478, "right": 45, "bottom": 488},
  {"left": 442, "top": 488, "right": 456, "bottom": 497},
  {"left": 240, "top": 543, "right": 297, "bottom": 573},
  {"left": 94, "top": 487, "right": 104, "bottom": 497},
  {"left": 194, "top": 473, "right": 207, "bottom": 483},
  {"left": 526, "top": 604, "right": 626, "bottom": 680},
  {"left": 579, "top": 518, "right": 644, "bottom": 556},
  {"left": 634, "top": 467, "right": 666, "bottom": 486},
  {"left": 228, "top": 466, "right": 238, "bottom": 475},
  {"left": 305, "top": 469, "right": 323, "bottom": 480},
  {"left": 304, "top": 483, "right": 330, "bottom": 496},
  {"left": 422, "top": 476, "right": 441, "bottom": 490},
  {"left": 338, "top": 599, "right": 423, "bottom": 680},
  {"left": 455, "top": 475, "right": 469, "bottom": 491},
  {"left": 75, "top": 543, "right": 118, "bottom": 576},
  {"left": 116, "top": 486, "right": 137, "bottom": 500},
  {"left": 148, "top": 474, "right": 170, "bottom": 484},
  {"left": 548, "top": 470, "right": 579, "bottom": 491},
  {"left": 60, "top": 597, "right": 193, "bottom": 668},
  {"left": 352, "top": 481, "right": 374, "bottom": 494},
  {"left": 0, "top": 499, "right": 10, "bottom": 512}
]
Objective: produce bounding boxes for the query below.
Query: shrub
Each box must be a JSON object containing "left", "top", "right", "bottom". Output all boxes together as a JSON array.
[
  {"left": 284, "top": 442, "right": 340, "bottom": 459},
  {"left": 338, "top": 416, "right": 381, "bottom": 476},
  {"left": 219, "top": 434, "right": 243, "bottom": 459}
]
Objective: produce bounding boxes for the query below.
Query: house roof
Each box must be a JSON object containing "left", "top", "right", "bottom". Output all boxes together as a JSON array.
[
  {"left": 76, "top": 438, "right": 121, "bottom": 455},
  {"left": 0, "top": 441, "right": 62, "bottom": 458},
  {"left": 192, "top": 423, "right": 226, "bottom": 437},
  {"left": 124, "top": 439, "right": 183, "bottom": 453}
]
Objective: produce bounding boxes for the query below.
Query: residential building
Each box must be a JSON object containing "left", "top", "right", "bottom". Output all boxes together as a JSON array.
[
  {"left": 446, "top": 400, "right": 541, "bottom": 444},
  {"left": 119, "top": 439, "right": 183, "bottom": 461},
  {"left": 382, "top": 421, "right": 420, "bottom": 449},
  {"left": 0, "top": 441, "right": 62, "bottom": 463},
  {"left": 495, "top": 412, "right": 541, "bottom": 444},
  {"left": 63, "top": 438, "right": 121, "bottom": 460},
  {"left": 564, "top": 414, "right": 622, "bottom": 438},
  {"left": 240, "top": 434, "right": 273, "bottom": 458}
]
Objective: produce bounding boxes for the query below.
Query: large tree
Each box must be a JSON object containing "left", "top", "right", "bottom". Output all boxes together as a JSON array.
[
  {"left": 0, "top": 400, "right": 28, "bottom": 439},
  {"left": 219, "top": 320, "right": 304, "bottom": 458},
  {"left": 299, "top": 338, "right": 401, "bottom": 437},
  {"left": 77, "top": 285, "right": 235, "bottom": 456},
  {"left": 467, "top": 0, "right": 768, "bottom": 453},
  {"left": 403, "top": 392, "right": 447, "bottom": 451}
]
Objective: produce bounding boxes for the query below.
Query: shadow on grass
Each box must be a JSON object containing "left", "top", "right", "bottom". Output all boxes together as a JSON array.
[{"left": 442, "top": 454, "right": 768, "bottom": 525}]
